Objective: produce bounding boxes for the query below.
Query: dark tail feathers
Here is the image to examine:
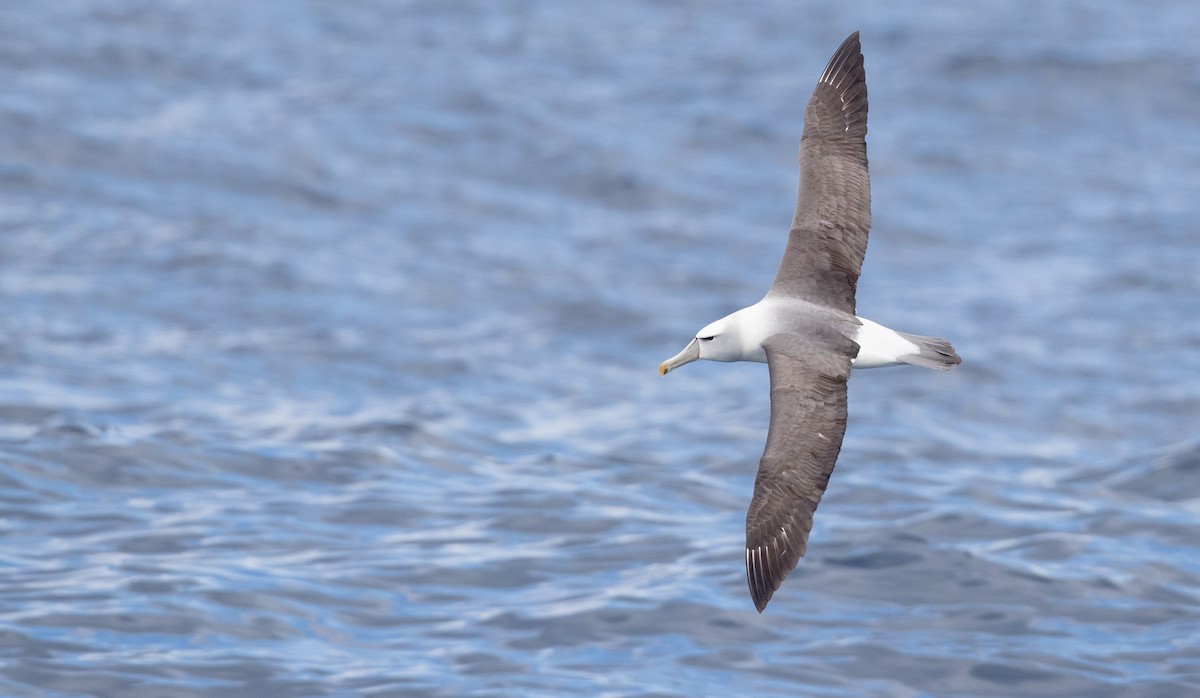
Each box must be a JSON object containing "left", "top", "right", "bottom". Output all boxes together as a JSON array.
[{"left": 897, "top": 332, "right": 961, "bottom": 371}]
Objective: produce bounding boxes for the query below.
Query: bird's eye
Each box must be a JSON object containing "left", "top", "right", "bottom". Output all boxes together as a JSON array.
[{"left": 699, "top": 336, "right": 715, "bottom": 341}]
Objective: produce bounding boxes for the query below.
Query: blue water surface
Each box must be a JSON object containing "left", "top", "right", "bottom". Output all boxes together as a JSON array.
[{"left": 1, "top": 1, "right": 1199, "bottom": 696}]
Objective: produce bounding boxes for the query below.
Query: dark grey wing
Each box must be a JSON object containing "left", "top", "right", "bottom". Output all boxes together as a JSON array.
[
  {"left": 746, "top": 332, "right": 856, "bottom": 612},
  {"left": 769, "top": 31, "right": 870, "bottom": 314}
]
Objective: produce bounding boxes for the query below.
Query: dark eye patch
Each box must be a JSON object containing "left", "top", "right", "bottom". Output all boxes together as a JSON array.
[{"left": 699, "top": 336, "right": 715, "bottom": 341}]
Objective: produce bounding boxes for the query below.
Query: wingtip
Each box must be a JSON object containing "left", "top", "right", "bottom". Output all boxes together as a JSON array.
[
  {"left": 808, "top": 30, "right": 868, "bottom": 143},
  {"left": 835, "top": 31, "right": 862, "bottom": 57},
  {"left": 746, "top": 545, "right": 778, "bottom": 613},
  {"left": 819, "top": 31, "right": 865, "bottom": 87},
  {"left": 749, "top": 578, "right": 771, "bottom": 613}
]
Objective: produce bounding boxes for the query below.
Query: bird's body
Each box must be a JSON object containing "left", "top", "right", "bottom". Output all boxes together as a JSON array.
[
  {"left": 659, "top": 32, "right": 961, "bottom": 612},
  {"left": 674, "top": 295, "right": 933, "bottom": 370}
]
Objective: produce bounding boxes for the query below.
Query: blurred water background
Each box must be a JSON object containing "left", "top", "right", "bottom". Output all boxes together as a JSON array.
[{"left": 2, "top": 1, "right": 1199, "bottom": 696}]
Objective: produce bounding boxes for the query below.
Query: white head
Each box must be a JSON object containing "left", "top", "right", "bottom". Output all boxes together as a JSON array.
[{"left": 659, "top": 314, "right": 750, "bottom": 376}]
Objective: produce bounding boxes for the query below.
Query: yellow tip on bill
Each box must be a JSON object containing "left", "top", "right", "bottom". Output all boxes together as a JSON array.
[{"left": 658, "top": 363, "right": 668, "bottom": 376}]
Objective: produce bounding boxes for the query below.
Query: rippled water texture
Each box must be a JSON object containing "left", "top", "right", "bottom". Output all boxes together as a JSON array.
[{"left": 2, "top": 1, "right": 1199, "bottom": 696}]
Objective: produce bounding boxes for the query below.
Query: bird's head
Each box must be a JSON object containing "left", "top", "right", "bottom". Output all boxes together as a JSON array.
[{"left": 659, "top": 317, "right": 741, "bottom": 375}]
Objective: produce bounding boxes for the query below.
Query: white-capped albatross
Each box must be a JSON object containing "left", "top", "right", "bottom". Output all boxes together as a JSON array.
[{"left": 659, "top": 32, "right": 961, "bottom": 613}]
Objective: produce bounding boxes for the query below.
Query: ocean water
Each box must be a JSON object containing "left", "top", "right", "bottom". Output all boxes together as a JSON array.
[{"left": 1, "top": 1, "right": 1199, "bottom": 696}]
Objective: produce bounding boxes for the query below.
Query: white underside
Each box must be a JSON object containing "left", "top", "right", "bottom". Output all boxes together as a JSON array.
[
  {"left": 690, "top": 299, "right": 920, "bottom": 368},
  {"left": 852, "top": 317, "right": 918, "bottom": 369}
]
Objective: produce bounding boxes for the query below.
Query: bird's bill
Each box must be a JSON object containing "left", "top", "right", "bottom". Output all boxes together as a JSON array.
[{"left": 659, "top": 338, "right": 700, "bottom": 376}]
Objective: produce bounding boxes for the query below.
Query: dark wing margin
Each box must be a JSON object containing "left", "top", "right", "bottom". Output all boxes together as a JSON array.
[
  {"left": 769, "top": 31, "right": 870, "bottom": 314},
  {"left": 746, "top": 332, "right": 856, "bottom": 612}
]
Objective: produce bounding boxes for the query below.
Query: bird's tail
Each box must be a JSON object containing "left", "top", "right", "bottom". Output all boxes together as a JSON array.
[{"left": 896, "top": 332, "right": 962, "bottom": 371}]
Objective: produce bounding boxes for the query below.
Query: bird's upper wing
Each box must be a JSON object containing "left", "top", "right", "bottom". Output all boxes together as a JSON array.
[
  {"left": 745, "top": 331, "right": 856, "bottom": 612},
  {"left": 768, "top": 31, "right": 870, "bottom": 314}
]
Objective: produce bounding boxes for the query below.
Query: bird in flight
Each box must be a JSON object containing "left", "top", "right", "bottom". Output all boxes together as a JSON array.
[{"left": 659, "top": 32, "right": 961, "bottom": 612}]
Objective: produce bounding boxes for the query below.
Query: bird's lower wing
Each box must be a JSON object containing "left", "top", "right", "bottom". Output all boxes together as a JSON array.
[{"left": 746, "top": 332, "right": 855, "bottom": 612}]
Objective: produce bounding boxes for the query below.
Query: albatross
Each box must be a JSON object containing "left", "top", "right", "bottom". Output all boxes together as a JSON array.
[{"left": 659, "top": 32, "right": 961, "bottom": 612}]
